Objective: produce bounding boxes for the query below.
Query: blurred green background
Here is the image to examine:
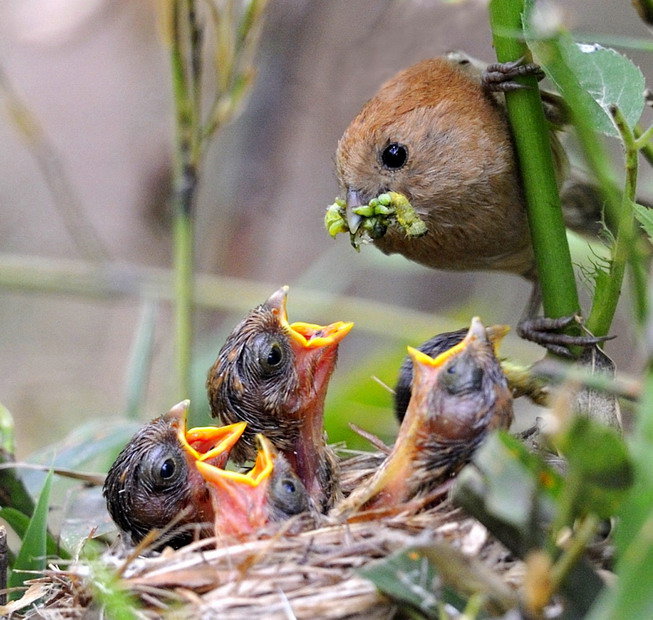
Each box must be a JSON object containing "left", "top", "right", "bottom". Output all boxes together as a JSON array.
[{"left": 0, "top": 0, "right": 650, "bottom": 469}]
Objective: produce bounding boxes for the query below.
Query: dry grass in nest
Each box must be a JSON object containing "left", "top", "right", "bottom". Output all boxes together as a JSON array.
[{"left": 14, "top": 451, "right": 521, "bottom": 619}]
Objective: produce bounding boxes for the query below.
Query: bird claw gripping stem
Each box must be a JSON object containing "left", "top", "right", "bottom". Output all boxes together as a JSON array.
[{"left": 324, "top": 191, "right": 427, "bottom": 251}]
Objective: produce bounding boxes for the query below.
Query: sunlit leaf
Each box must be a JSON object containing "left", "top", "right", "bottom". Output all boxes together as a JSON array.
[
  {"left": 524, "top": 2, "right": 645, "bottom": 136},
  {"left": 8, "top": 470, "right": 52, "bottom": 601},
  {"left": 634, "top": 203, "right": 653, "bottom": 243}
]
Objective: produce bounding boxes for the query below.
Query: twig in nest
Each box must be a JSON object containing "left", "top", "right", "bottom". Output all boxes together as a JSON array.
[{"left": 348, "top": 424, "right": 391, "bottom": 454}]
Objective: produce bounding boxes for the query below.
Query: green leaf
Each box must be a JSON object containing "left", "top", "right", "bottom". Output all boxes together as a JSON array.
[
  {"left": 0, "top": 507, "right": 68, "bottom": 562},
  {"left": 358, "top": 547, "right": 444, "bottom": 618},
  {"left": 634, "top": 203, "right": 653, "bottom": 243},
  {"left": 524, "top": 9, "right": 645, "bottom": 136},
  {"left": 591, "top": 370, "right": 653, "bottom": 618},
  {"left": 470, "top": 432, "right": 560, "bottom": 530},
  {"left": 124, "top": 300, "right": 157, "bottom": 420},
  {"left": 556, "top": 416, "right": 633, "bottom": 520},
  {"left": 8, "top": 470, "right": 53, "bottom": 601}
]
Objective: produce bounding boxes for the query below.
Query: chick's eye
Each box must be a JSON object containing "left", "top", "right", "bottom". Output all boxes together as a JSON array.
[
  {"left": 160, "top": 458, "right": 175, "bottom": 480},
  {"left": 381, "top": 143, "right": 408, "bottom": 169},
  {"left": 267, "top": 343, "right": 283, "bottom": 367},
  {"left": 280, "top": 478, "right": 296, "bottom": 494}
]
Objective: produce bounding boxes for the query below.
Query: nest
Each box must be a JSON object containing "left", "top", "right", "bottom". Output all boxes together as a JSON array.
[{"left": 15, "top": 451, "right": 524, "bottom": 619}]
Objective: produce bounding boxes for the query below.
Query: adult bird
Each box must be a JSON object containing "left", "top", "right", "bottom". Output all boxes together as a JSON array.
[
  {"left": 333, "top": 53, "right": 605, "bottom": 354},
  {"left": 103, "top": 400, "right": 246, "bottom": 548},
  {"left": 332, "top": 318, "right": 513, "bottom": 517},
  {"left": 207, "top": 286, "right": 353, "bottom": 512}
]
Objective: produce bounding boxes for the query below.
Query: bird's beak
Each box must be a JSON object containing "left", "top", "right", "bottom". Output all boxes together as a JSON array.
[
  {"left": 345, "top": 188, "right": 366, "bottom": 234},
  {"left": 196, "top": 434, "right": 276, "bottom": 538},
  {"left": 266, "top": 286, "right": 354, "bottom": 350},
  {"left": 336, "top": 318, "right": 496, "bottom": 515},
  {"left": 164, "top": 400, "right": 247, "bottom": 469},
  {"left": 264, "top": 286, "right": 352, "bottom": 506}
]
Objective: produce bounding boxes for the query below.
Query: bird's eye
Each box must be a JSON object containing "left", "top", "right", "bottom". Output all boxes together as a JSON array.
[
  {"left": 148, "top": 450, "right": 184, "bottom": 489},
  {"left": 160, "top": 458, "right": 175, "bottom": 480},
  {"left": 271, "top": 473, "right": 309, "bottom": 516},
  {"left": 267, "top": 343, "right": 283, "bottom": 367},
  {"left": 258, "top": 338, "right": 285, "bottom": 374},
  {"left": 280, "top": 478, "right": 296, "bottom": 494},
  {"left": 381, "top": 143, "right": 408, "bottom": 169}
]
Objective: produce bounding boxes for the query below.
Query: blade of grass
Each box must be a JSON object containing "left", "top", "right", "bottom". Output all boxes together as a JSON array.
[
  {"left": 0, "top": 508, "right": 68, "bottom": 561},
  {"left": 8, "top": 470, "right": 52, "bottom": 601}
]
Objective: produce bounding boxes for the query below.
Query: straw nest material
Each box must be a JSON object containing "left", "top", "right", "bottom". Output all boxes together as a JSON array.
[{"left": 14, "top": 450, "right": 531, "bottom": 619}]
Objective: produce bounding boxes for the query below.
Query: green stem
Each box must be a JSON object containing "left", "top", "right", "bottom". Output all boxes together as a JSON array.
[
  {"left": 550, "top": 514, "right": 600, "bottom": 593},
  {"left": 634, "top": 124, "right": 653, "bottom": 167},
  {"left": 170, "top": 1, "right": 200, "bottom": 399},
  {"left": 586, "top": 108, "right": 639, "bottom": 336},
  {"left": 489, "top": 0, "right": 580, "bottom": 325}
]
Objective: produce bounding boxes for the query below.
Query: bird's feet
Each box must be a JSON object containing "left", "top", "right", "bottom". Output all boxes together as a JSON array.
[
  {"left": 517, "top": 314, "right": 613, "bottom": 358},
  {"left": 482, "top": 58, "right": 545, "bottom": 92}
]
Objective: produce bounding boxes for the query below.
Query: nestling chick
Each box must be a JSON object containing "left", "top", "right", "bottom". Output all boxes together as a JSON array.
[
  {"left": 394, "top": 324, "right": 509, "bottom": 422},
  {"left": 332, "top": 318, "right": 513, "bottom": 517},
  {"left": 103, "top": 400, "right": 246, "bottom": 548},
  {"left": 206, "top": 286, "right": 353, "bottom": 512},
  {"left": 196, "top": 434, "right": 313, "bottom": 539}
]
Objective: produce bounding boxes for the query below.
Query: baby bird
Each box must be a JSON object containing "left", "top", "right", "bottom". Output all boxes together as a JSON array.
[
  {"left": 206, "top": 286, "right": 353, "bottom": 512},
  {"left": 196, "top": 434, "right": 312, "bottom": 539},
  {"left": 103, "top": 401, "right": 246, "bottom": 548},
  {"left": 332, "top": 318, "right": 513, "bottom": 517},
  {"left": 394, "top": 324, "right": 510, "bottom": 422}
]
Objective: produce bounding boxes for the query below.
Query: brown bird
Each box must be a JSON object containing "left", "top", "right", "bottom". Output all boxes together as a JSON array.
[
  {"left": 103, "top": 400, "right": 246, "bottom": 547},
  {"left": 332, "top": 317, "right": 513, "bottom": 517},
  {"left": 334, "top": 53, "right": 605, "bottom": 354},
  {"left": 206, "top": 286, "right": 353, "bottom": 512},
  {"left": 394, "top": 324, "right": 509, "bottom": 422},
  {"left": 196, "top": 434, "right": 312, "bottom": 539}
]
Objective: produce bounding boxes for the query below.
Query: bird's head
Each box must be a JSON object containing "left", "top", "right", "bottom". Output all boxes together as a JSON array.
[
  {"left": 206, "top": 286, "right": 353, "bottom": 462},
  {"left": 335, "top": 58, "right": 483, "bottom": 234},
  {"left": 196, "top": 434, "right": 310, "bottom": 539},
  {"left": 103, "top": 400, "right": 246, "bottom": 547},
  {"left": 408, "top": 316, "right": 513, "bottom": 441}
]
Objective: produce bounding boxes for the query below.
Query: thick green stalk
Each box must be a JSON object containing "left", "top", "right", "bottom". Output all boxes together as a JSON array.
[{"left": 489, "top": 0, "right": 580, "bottom": 323}]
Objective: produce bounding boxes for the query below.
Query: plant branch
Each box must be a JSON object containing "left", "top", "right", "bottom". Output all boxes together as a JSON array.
[
  {"left": 586, "top": 107, "right": 639, "bottom": 336},
  {"left": 0, "top": 253, "right": 462, "bottom": 343},
  {"left": 0, "top": 65, "right": 110, "bottom": 263},
  {"left": 489, "top": 0, "right": 581, "bottom": 328}
]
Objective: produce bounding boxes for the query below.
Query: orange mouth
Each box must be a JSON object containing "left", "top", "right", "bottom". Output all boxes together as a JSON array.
[
  {"left": 195, "top": 434, "right": 277, "bottom": 538},
  {"left": 164, "top": 399, "right": 247, "bottom": 466},
  {"left": 266, "top": 285, "right": 354, "bottom": 349}
]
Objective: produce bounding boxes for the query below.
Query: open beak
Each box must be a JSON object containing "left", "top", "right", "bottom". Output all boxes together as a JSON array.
[
  {"left": 164, "top": 400, "right": 247, "bottom": 469},
  {"left": 196, "top": 434, "right": 277, "bottom": 538},
  {"left": 408, "top": 317, "right": 502, "bottom": 369},
  {"left": 265, "top": 286, "right": 354, "bottom": 350},
  {"left": 345, "top": 188, "right": 366, "bottom": 234},
  {"left": 263, "top": 286, "right": 352, "bottom": 507},
  {"left": 334, "top": 318, "right": 496, "bottom": 516}
]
